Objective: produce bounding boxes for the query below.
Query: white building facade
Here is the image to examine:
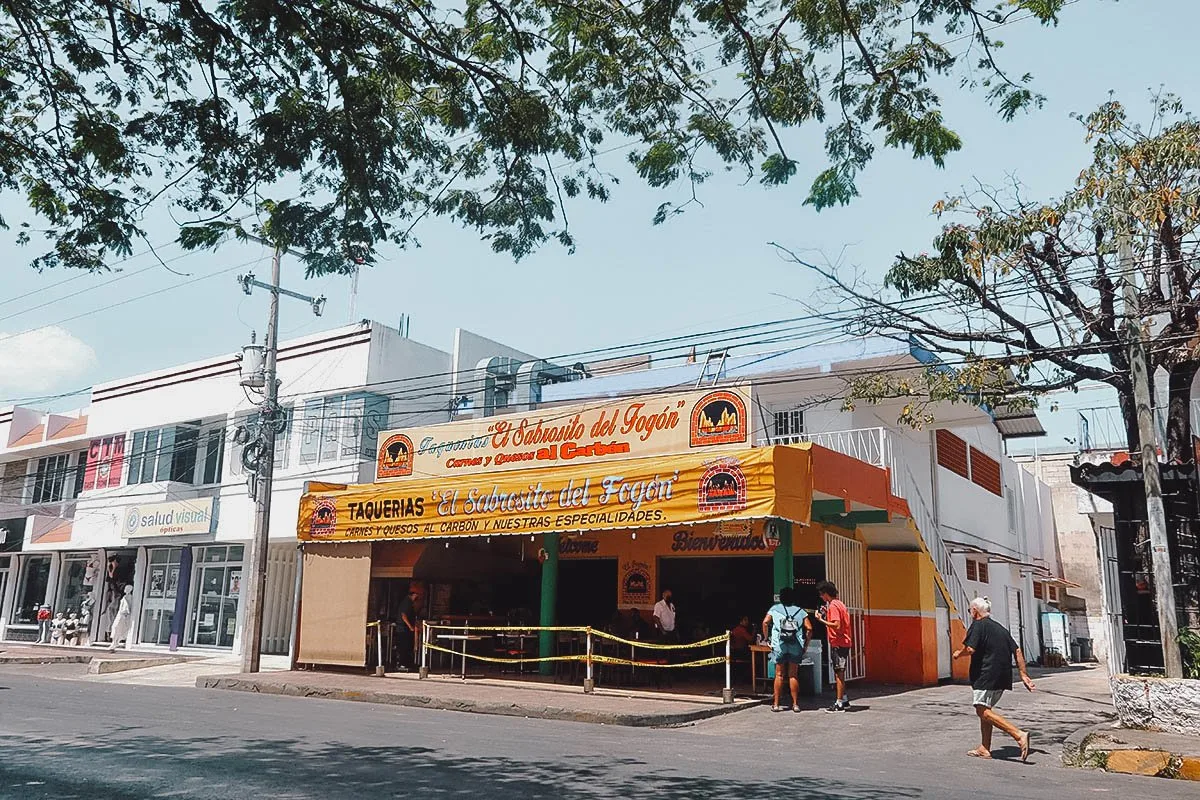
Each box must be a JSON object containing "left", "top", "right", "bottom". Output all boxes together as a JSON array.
[{"left": 0, "top": 321, "right": 526, "bottom": 655}]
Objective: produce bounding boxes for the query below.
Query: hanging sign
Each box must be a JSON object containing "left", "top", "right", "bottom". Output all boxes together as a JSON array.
[
  {"left": 301, "top": 446, "right": 812, "bottom": 543},
  {"left": 375, "top": 387, "right": 752, "bottom": 481}
]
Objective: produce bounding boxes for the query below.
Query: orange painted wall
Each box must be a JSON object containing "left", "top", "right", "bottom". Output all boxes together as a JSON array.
[
  {"left": 865, "top": 614, "right": 938, "bottom": 686},
  {"left": 865, "top": 550, "right": 940, "bottom": 686}
]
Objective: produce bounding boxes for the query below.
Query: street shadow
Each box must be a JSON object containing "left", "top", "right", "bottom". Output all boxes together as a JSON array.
[{"left": 0, "top": 728, "right": 923, "bottom": 800}]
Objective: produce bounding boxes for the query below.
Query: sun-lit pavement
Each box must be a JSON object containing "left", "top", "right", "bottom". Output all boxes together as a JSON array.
[{"left": 0, "top": 662, "right": 1191, "bottom": 799}]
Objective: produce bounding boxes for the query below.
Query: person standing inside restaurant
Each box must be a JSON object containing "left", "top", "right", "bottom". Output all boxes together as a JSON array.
[
  {"left": 763, "top": 587, "right": 811, "bottom": 713},
  {"left": 814, "top": 580, "right": 854, "bottom": 712},
  {"left": 953, "top": 597, "right": 1035, "bottom": 761},
  {"left": 653, "top": 589, "right": 677, "bottom": 644},
  {"left": 397, "top": 587, "right": 420, "bottom": 672}
]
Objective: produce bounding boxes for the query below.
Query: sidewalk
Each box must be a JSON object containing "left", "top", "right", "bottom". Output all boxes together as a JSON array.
[
  {"left": 199, "top": 669, "right": 763, "bottom": 727},
  {"left": 1064, "top": 723, "right": 1200, "bottom": 781},
  {"left": 0, "top": 642, "right": 186, "bottom": 671}
]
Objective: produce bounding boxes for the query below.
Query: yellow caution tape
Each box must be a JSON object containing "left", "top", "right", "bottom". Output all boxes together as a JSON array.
[
  {"left": 421, "top": 642, "right": 727, "bottom": 669},
  {"left": 590, "top": 630, "right": 730, "bottom": 650},
  {"left": 425, "top": 624, "right": 588, "bottom": 634},
  {"left": 591, "top": 654, "right": 728, "bottom": 669},
  {"left": 422, "top": 642, "right": 585, "bottom": 664}
]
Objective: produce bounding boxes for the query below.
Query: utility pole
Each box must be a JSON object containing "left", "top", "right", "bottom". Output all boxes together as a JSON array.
[
  {"left": 237, "top": 240, "right": 326, "bottom": 674},
  {"left": 1120, "top": 232, "right": 1183, "bottom": 678}
]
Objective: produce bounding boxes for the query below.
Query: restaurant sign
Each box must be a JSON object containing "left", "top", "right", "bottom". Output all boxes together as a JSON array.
[
  {"left": 300, "top": 446, "right": 812, "bottom": 543},
  {"left": 375, "top": 387, "right": 752, "bottom": 481},
  {"left": 122, "top": 498, "right": 216, "bottom": 539}
]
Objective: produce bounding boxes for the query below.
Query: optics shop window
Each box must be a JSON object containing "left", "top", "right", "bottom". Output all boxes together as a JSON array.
[{"left": 127, "top": 422, "right": 206, "bottom": 485}]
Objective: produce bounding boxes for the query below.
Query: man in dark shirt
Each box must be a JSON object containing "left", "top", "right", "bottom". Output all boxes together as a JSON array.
[
  {"left": 396, "top": 587, "right": 420, "bottom": 671},
  {"left": 953, "top": 596, "right": 1036, "bottom": 761}
]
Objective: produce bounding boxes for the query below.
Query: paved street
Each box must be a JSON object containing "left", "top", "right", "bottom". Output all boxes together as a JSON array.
[{"left": 0, "top": 663, "right": 1194, "bottom": 799}]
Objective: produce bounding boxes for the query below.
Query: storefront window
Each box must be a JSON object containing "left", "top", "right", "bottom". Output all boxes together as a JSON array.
[
  {"left": 55, "top": 555, "right": 95, "bottom": 616},
  {"left": 189, "top": 546, "right": 244, "bottom": 648},
  {"left": 14, "top": 555, "right": 51, "bottom": 624},
  {"left": 141, "top": 547, "right": 184, "bottom": 646}
]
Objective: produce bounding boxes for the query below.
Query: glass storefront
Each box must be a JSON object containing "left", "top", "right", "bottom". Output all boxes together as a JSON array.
[
  {"left": 189, "top": 545, "right": 243, "bottom": 648},
  {"left": 97, "top": 550, "right": 137, "bottom": 644},
  {"left": 55, "top": 554, "right": 96, "bottom": 617},
  {"left": 140, "top": 547, "right": 184, "bottom": 646},
  {"left": 14, "top": 555, "right": 51, "bottom": 625}
]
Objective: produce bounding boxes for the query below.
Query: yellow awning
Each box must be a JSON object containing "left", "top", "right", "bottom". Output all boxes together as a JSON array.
[{"left": 297, "top": 445, "right": 812, "bottom": 543}]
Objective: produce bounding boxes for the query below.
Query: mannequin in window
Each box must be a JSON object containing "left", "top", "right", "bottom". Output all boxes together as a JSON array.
[
  {"left": 64, "top": 612, "right": 80, "bottom": 646},
  {"left": 50, "top": 611, "right": 66, "bottom": 645},
  {"left": 108, "top": 585, "right": 133, "bottom": 652},
  {"left": 79, "top": 594, "right": 94, "bottom": 646}
]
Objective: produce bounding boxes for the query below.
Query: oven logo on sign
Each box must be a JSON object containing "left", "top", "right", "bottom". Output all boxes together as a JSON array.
[
  {"left": 697, "top": 459, "right": 748, "bottom": 514},
  {"left": 689, "top": 390, "right": 748, "bottom": 448},
  {"left": 309, "top": 498, "right": 338, "bottom": 538},
  {"left": 377, "top": 434, "right": 414, "bottom": 479}
]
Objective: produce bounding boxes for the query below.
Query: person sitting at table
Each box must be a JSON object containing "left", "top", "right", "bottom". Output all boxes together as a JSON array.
[{"left": 730, "top": 615, "right": 756, "bottom": 654}]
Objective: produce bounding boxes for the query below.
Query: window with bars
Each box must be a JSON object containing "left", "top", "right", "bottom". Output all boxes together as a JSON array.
[
  {"left": 31, "top": 454, "right": 71, "bottom": 504},
  {"left": 1048, "top": 585, "right": 1058, "bottom": 602},
  {"left": 1033, "top": 581, "right": 1044, "bottom": 600},
  {"left": 773, "top": 409, "right": 805, "bottom": 439},
  {"left": 965, "top": 558, "right": 989, "bottom": 583}
]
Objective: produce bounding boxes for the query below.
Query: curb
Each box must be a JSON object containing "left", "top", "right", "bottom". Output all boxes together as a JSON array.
[
  {"left": 1061, "top": 723, "right": 1200, "bottom": 780},
  {"left": 88, "top": 656, "right": 186, "bottom": 675},
  {"left": 198, "top": 675, "right": 762, "bottom": 727},
  {"left": 0, "top": 654, "right": 94, "bottom": 665}
]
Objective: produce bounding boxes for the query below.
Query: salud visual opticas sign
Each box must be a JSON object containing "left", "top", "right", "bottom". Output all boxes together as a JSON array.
[
  {"left": 122, "top": 498, "right": 216, "bottom": 538},
  {"left": 375, "top": 387, "right": 752, "bottom": 481}
]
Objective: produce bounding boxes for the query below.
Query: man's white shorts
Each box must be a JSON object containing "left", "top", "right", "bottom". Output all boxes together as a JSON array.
[{"left": 972, "top": 689, "right": 1004, "bottom": 708}]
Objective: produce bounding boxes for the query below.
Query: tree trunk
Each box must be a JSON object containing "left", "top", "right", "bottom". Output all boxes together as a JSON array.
[{"left": 1166, "top": 360, "right": 1200, "bottom": 463}]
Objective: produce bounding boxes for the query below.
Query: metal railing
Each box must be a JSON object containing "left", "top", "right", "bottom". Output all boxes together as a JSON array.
[
  {"left": 764, "top": 425, "right": 973, "bottom": 624},
  {"left": 764, "top": 427, "right": 892, "bottom": 469}
]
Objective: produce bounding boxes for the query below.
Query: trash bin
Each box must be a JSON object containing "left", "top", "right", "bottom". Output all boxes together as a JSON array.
[{"left": 1077, "top": 637, "right": 1094, "bottom": 662}]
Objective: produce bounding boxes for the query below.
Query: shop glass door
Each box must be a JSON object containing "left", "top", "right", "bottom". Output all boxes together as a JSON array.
[
  {"left": 189, "top": 546, "right": 243, "bottom": 648},
  {"left": 14, "top": 555, "right": 51, "bottom": 624},
  {"left": 140, "top": 547, "right": 183, "bottom": 646}
]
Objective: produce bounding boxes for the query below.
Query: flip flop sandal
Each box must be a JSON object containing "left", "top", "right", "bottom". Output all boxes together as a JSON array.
[
  {"left": 771, "top": 705, "right": 784, "bottom": 713},
  {"left": 967, "top": 749, "right": 991, "bottom": 759}
]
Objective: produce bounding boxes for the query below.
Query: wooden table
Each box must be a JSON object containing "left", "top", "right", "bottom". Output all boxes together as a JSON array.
[{"left": 750, "top": 644, "right": 773, "bottom": 694}]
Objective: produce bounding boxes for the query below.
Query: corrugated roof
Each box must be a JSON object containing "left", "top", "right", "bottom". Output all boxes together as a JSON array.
[{"left": 542, "top": 337, "right": 917, "bottom": 402}]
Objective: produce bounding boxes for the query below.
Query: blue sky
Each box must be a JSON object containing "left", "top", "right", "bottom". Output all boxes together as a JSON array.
[{"left": 2, "top": 0, "right": 1195, "bottom": 453}]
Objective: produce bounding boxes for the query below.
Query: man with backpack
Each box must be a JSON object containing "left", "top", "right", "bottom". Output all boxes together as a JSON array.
[{"left": 762, "top": 587, "right": 812, "bottom": 713}]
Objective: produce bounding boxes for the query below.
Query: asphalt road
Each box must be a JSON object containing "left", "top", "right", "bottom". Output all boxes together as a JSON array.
[{"left": 0, "top": 667, "right": 1193, "bottom": 800}]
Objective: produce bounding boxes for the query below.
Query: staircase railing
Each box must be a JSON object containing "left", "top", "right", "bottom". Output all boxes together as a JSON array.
[
  {"left": 765, "top": 425, "right": 974, "bottom": 623},
  {"left": 893, "top": 459, "right": 973, "bottom": 625}
]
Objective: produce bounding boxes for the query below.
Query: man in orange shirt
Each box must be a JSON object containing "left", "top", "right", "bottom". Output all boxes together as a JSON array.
[{"left": 815, "top": 580, "right": 853, "bottom": 712}]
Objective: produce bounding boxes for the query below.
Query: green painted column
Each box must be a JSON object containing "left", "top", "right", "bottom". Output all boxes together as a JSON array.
[
  {"left": 539, "top": 532, "right": 560, "bottom": 676},
  {"left": 771, "top": 519, "right": 794, "bottom": 598}
]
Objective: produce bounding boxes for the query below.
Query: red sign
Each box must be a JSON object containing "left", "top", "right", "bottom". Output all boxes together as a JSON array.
[{"left": 83, "top": 435, "right": 126, "bottom": 491}]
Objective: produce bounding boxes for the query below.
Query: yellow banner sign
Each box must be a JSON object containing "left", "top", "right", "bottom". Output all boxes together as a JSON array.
[
  {"left": 300, "top": 445, "right": 811, "bottom": 543},
  {"left": 374, "top": 387, "right": 753, "bottom": 481}
]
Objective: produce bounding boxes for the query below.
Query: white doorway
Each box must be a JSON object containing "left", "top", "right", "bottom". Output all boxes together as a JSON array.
[
  {"left": 935, "top": 605, "right": 952, "bottom": 679},
  {"left": 1006, "top": 585, "right": 1025, "bottom": 653},
  {"left": 824, "top": 531, "right": 866, "bottom": 681}
]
